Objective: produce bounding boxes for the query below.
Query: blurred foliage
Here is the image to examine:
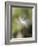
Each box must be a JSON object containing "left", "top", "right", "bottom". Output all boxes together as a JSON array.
[{"left": 12, "top": 7, "right": 32, "bottom": 34}]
